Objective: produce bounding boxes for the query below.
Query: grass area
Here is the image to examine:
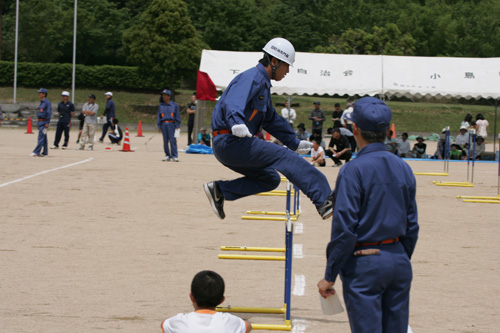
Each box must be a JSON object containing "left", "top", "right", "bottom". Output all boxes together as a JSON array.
[{"left": 1, "top": 87, "right": 498, "bottom": 136}]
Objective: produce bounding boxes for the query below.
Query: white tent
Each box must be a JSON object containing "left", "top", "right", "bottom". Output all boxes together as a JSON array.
[{"left": 199, "top": 50, "right": 500, "bottom": 100}]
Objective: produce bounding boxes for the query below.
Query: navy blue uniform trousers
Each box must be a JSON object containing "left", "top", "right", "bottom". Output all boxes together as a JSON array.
[
  {"left": 53, "top": 121, "right": 70, "bottom": 147},
  {"left": 33, "top": 123, "right": 49, "bottom": 155},
  {"left": 213, "top": 134, "right": 331, "bottom": 207},
  {"left": 160, "top": 122, "right": 178, "bottom": 158},
  {"left": 340, "top": 242, "right": 412, "bottom": 333}
]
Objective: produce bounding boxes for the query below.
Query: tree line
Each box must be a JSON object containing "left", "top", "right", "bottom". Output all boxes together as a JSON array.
[{"left": 1, "top": 0, "right": 499, "bottom": 88}]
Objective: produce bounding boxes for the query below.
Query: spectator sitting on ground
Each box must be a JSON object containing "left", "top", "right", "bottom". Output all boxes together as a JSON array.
[
  {"left": 197, "top": 127, "right": 212, "bottom": 147},
  {"left": 161, "top": 270, "right": 251, "bottom": 333},
  {"left": 309, "top": 129, "right": 326, "bottom": 149},
  {"left": 325, "top": 127, "right": 352, "bottom": 167},
  {"left": 449, "top": 144, "right": 464, "bottom": 160},
  {"left": 455, "top": 126, "right": 469, "bottom": 147},
  {"left": 305, "top": 138, "right": 326, "bottom": 167},
  {"left": 108, "top": 118, "right": 122, "bottom": 145},
  {"left": 397, "top": 132, "right": 411, "bottom": 157},
  {"left": 434, "top": 128, "right": 451, "bottom": 159},
  {"left": 473, "top": 136, "right": 485, "bottom": 160},
  {"left": 384, "top": 130, "right": 398, "bottom": 154},
  {"left": 412, "top": 136, "right": 427, "bottom": 158},
  {"left": 296, "top": 123, "right": 309, "bottom": 141}
]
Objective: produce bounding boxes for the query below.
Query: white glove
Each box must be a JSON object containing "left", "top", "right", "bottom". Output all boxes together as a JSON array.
[
  {"left": 296, "top": 140, "right": 313, "bottom": 154},
  {"left": 231, "top": 124, "right": 252, "bottom": 138}
]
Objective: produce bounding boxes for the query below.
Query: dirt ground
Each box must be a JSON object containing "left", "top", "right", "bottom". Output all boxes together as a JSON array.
[{"left": 0, "top": 127, "right": 499, "bottom": 333}]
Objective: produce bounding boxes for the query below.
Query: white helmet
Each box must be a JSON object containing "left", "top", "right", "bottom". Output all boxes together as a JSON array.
[{"left": 262, "top": 37, "right": 295, "bottom": 66}]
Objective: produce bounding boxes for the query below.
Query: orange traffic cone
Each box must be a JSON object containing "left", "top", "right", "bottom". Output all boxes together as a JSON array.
[
  {"left": 136, "top": 120, "right": 144, "bottom": 137},
  {"left": 120, "top": 127, "right": 134, "bottom": 152},
  {"left": 25, "top": 117, "right": 34, "bottom": 134},
  {"left": 391, "top": 123, "right": 396, "bottom": 138}
]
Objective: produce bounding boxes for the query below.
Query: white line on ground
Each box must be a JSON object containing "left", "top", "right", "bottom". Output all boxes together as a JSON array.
[
  {"left": 292, "top": 318, "right": 308, "bottom": 332},
  {"left": 0, "top": 158, "right": 94, "bottom": 188},
  {"left": 292, "top": 274, "right": 306, "bottom": 296},
  {"left": 295, "top": 222, "right": 303, "bottom": 234},
  {"left": 293, "top": 244, "right": 303, "bottom": 259}
]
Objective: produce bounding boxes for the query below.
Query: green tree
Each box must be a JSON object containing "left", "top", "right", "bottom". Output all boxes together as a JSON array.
[{"left": 123, "top": 0, "right": 207, "bottom": 95}]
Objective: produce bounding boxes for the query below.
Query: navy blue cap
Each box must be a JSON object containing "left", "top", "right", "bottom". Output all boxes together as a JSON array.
[
  {"left": 37, "top": 88, "right": 48, "bottom": 94},
  {"left": 345, "top": 97, "right": 392, "bottom": 131},
  {"left": 161, "top": 89, "right": 171, "bottom": 96},
  {"left": 313, "top": 101, "right": 321, "bottom": 105}
]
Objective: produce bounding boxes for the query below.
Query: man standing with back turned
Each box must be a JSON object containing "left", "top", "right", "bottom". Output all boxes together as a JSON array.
[
  {"left": 318, "top": 97, "right": 419, "bottom": 333},
  {"left": 204, "top": 37, "right": 333, "bottom": 220}
]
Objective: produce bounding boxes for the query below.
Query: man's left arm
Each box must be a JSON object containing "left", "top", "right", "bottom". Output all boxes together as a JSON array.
[
  {"left": 175, "top": 103, "right": 181, "bottom": 129},
  {"left": 262, "top": 109, "right": 300, "bottom": 150},
  {"left": 400, "top": 173, "right": 419, "bottom": 259}
]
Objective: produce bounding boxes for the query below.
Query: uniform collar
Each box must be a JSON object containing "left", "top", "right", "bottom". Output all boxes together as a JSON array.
[
  {"left": 256, "top": 63, "right": 272, "bottom": 88},
  {"left": 356, "top": 142, "right": 387, "bottom": 158}
]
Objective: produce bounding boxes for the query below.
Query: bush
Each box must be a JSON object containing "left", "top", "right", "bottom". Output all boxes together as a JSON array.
[{"left": 0, "top": 61, "right": 164, "bottom": 90}]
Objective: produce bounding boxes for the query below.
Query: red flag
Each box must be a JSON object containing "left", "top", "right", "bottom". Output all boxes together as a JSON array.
[{"left": 196, "top": 70, "right": 217, "bottom": 101}]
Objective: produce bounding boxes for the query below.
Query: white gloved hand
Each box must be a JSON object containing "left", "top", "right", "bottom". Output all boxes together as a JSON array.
[
  {"left": 296, "top": 140, "right": 313, "bottom": 154},
  {"left": 231, "top": 124, "right": 252, "bottom": 138}
]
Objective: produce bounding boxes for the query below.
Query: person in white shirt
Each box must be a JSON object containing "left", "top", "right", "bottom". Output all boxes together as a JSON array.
[
  {"left": 475, "top": 113, "right": 489, "bottom": 139},
  {"left": 161, "top": 271, "right": 252, "bottom": 333},
  {"left": 397, "top": 132, "right": 411, "bottom": 157},
  {"left": 455, "top": 126, "right": 469, "bottom": 147},
  {"left": 281, "top": 100, "right": 296, "bottom": 128},
  {"left": 305, "top": 138, "right": 325, "bottom": 167},
  {"left": 341, "top": 101, "right": 354, "bottom": 130}
]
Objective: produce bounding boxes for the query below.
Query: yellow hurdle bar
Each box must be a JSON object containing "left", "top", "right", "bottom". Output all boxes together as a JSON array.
[
  {"left": 246, "top": 210, "right": 299, "bottom": 217},
  {"left": 414, "top": 172, "right": 449, "bottom": 176},
  {"left": 433, "top": 181, "right": 471, "bottom": 185},
  {"left": 457, "top": 195, "right": 500, "bottom": 200},
  {"left": 251, "top": 324, "right": 292, "bottom": 331},
  {"left": 280, "top": 177, "right": 287, "bottom": 182},
  {"left": 268, "top": 190, "right": 296, "bottom": 194},
  {"left": 218, "top": 254, "right": 286, "bottom": 261},
  {"left": 220, "top": 246, "right": 286, "bottom": 252},
  {"left": 256, "top": 192, "right": 288, "bottom": 197},
  {"left": 242, "top": 216, "right": 297, "bottom": 221},
  {"left": 217, "top": 306, "right": 285, "bottom": 314},
  {"left": 462, "top": 199, "right": 500, "bottom": 204},
  {"left": 435, "top": 183, "right": 474, "bottom": 187}
]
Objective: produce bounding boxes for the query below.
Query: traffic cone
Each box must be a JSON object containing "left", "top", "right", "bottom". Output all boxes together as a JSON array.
[
  {"left": 120, "top": 127, "right": 134, "bottom": 152},
  {"left": 25, "top": 117, "right": 34, "bottom": 134},
  {"left": 391, "top": 123, "right": 396, "bottom": 138},
  {"left": 136, "top": 120, "right": 144, "bottom": 137}
]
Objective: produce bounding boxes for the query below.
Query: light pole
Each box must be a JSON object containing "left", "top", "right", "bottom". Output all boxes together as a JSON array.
[
  {"left": 13, "top": 0, "right": 19, "bottom": 104},
  {"left": 71, "top": 0, "right": 77, "bottom": 104}
]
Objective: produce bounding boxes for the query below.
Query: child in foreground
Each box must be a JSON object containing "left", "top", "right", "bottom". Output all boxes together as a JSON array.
[{"left": 161, "top": 270, "right": 252, "bottom": 333}]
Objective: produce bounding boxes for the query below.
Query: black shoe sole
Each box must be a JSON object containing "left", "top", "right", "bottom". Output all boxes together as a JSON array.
[{"left": 204, "top": 183, "right": 225, "bottom": 220}]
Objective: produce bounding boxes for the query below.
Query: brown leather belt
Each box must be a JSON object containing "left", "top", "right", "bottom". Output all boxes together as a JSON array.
[
  {"left": 213, "top": 129, "right": 230, "bottom": 137},
  {"left": 355, "top": 237, "right": 399, "bottom": 248},
  {"left": 162, "top": 120, "right": 174, "bottom": 123}
]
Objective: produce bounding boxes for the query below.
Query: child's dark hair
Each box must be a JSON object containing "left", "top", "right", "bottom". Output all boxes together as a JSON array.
[
  {"left": 191, "top": 270, "right": 225, "bottom": 308},
  {"left": 113, "top": 118, "right": 119, "bottom": 124},
  {"left": 313, "top": 137, "right": 322, "bottom": 145}
]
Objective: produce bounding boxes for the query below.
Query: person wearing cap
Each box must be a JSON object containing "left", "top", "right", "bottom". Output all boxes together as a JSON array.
[
  {"left": 455, "top": 126, "right": 470, "bottom": 147},
  {"left": 434, "top": 127, "right": 451, "bottom": 159},
  {"left": 30, "top": 88, "right": 52, "bottom": 157},
  {"left": 157, "top": 89, "right": 181, "bottom": 162},
  {"left": 187, "top": 93, "right": 197, "bottom": 146},
  {"left": 204, "top": 37, "right": 333, "bottom": 221},
  {"left": 197, "top": 127, "right": 211, "bottom": 147},
  {"left": 309, "top": 101, "right": 325, "bottom": 134},
  {"left": 78, "top": 94, "right": 99, "bottom": 151},
  {"left": 411, "top": 136, "right": 427, "bottom": 158},
  {"left": 295, "top": 122, "right": 309, "bottom": 141},
  {"left": 50, "top": 91, "right": 75, "bottom": 150},
  {"left": 318, "top": 97, "right": 419, "bottom": 333},
  {"left": 99, "top": 92, "right": 116, "bottom": 143},
  {"left": 281, "top": 100, "right": 296, "bottom": 128}
]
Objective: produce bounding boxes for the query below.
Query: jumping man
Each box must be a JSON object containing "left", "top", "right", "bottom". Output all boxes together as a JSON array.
[{"left": 204, "top": 37, "right": 333, "bottom": 220}]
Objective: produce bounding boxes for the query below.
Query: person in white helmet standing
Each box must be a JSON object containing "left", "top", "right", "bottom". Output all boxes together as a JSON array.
[{"left": 204, "top": 37, "right": 333, "bottom": 220}]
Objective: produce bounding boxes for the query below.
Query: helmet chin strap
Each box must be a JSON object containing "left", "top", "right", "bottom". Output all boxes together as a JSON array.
[{"left": 266, "top": 54, "right": 283, "bottom": 80}]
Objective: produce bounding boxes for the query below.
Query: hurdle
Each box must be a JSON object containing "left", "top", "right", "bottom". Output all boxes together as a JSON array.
[
  {"left": 216, "top": 179, "right": 299, "bottom": 331},
  {"left": 414, "top": 126, "right": 450, "bottom": 176},
  {"left": 459, "top": 133, "right": 500, "bottom": 203},
  {"left": 434, "top": 129, "right": 476, "bottom": 188}
]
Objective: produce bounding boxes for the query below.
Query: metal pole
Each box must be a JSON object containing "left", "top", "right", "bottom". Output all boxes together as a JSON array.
[
  {"left": 466, "top": 130, "right": 471, "bottom": 183},
  {"left": 13, "top": 0, "right": 19, "bottom": 104},
  {"left": 71, "top": 0, "right": 77, "bottom": 104},
  {"left": 497, "top": 133, "right": 500, "bottom": 197},
  {"left": 494, "top": 100, "right": 498, "bottom": 153},
  {"left": 471, "top": 130, "right": 476, "bottom": 184},
  {"left": 444, "top": 126, "right": 450, "bottom": 173}
]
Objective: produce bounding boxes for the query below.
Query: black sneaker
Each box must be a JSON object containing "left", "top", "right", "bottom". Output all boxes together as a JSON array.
[
  {"left": 317, "top": 194, "right": 334, "bottom": 220},
  {"left": 204, "top": 181, "right": 225, "bottom": 219}
]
